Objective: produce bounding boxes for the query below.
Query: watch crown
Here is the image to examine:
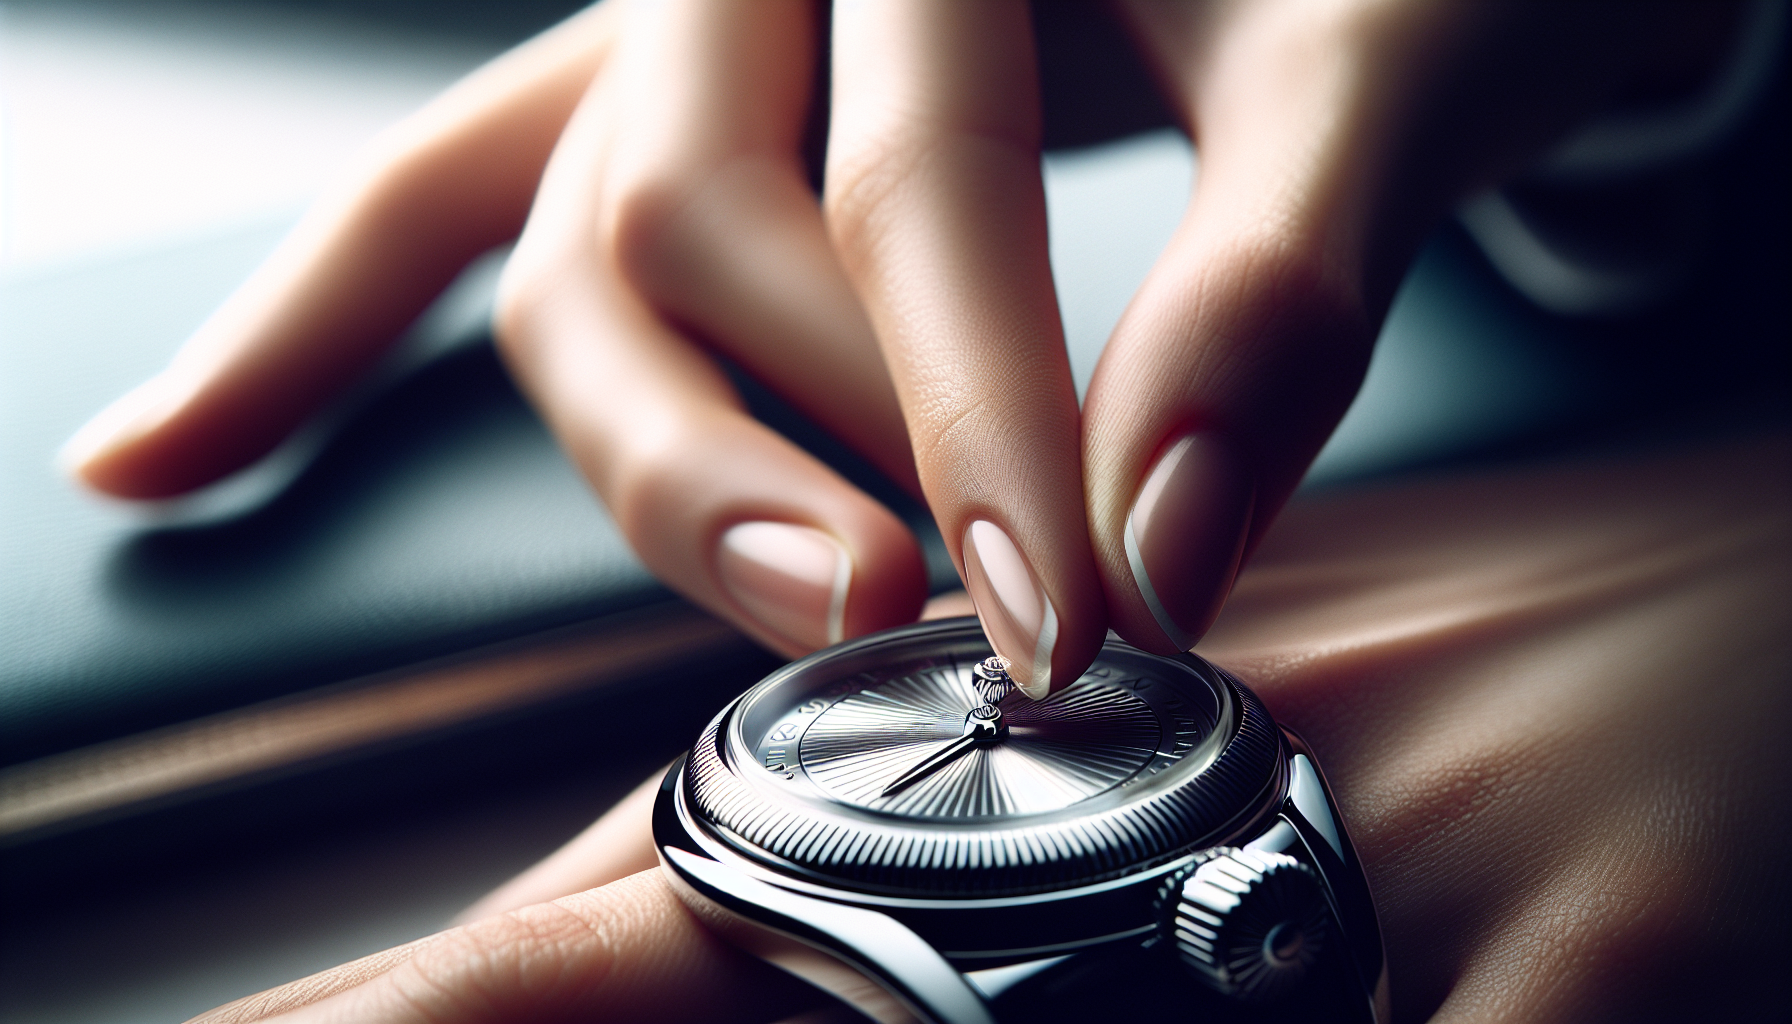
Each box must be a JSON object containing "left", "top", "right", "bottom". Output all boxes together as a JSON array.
[
  {"left": 1165, "top": 847, "right": 1329, "bottom": 1002},
  {"left": 971, "top": 656, "right": 1015, "bottom": 705}
]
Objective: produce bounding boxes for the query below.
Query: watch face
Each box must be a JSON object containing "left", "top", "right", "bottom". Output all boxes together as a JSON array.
[
  {"left": 683, "top": 619, "right": 1282, "bottom": 897},
  {"left": 761, "top": 641, "right": 1205, "bottom": 819}
]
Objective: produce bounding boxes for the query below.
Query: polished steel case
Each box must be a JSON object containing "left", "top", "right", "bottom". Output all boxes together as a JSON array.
[{"left": 655, "top": 619, "right": 1389, "bottom": 1024}]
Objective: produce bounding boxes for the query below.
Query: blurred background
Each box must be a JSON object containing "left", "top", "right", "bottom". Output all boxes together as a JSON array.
[
  {"left": 2, "top": 5, "right": 608, "bottom": 1022},
  {"left": 0, "top": 3, "right": 1784, "bottom": 1022}
]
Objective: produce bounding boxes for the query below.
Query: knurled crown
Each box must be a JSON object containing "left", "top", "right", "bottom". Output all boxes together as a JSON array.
[
  {"left": 971, "top": 655, "right": 1015, "bottom": 705},
  {"left": 1166, "top": 847, "right": 1329, "bottom": 1003}
]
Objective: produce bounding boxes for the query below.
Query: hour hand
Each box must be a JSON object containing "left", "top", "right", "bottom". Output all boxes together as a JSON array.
[{"left": 880, "top": 706, "right": 1005, "bottom": 798}]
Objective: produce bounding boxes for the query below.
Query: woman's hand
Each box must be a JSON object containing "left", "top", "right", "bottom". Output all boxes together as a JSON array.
[
  {"left": 60, "top": 0, "right": 1739, "bottom": 677},
  {"left": 820, "top": 0, "right": 1742, "bottom": 694},
  {"left": 60, "top": 0, "right": 932, "bottom": 659},
  {"left": 189, "top": 434, "right": 1792, "bottom": 1024}
]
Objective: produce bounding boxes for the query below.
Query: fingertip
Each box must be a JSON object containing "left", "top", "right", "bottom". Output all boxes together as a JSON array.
[
  {"left": 1039, "top": 608, "right": 1107, "bottom": 700},
  {"left": 839, "top": 519, "right": 931, "bottom": 640},
  {"left": 960, "top": 518, "right": 1106, "bottom": 700},
  {"left": 694, "top": 447, "right": 928, "bottom": 658},
  {"left": 1115, "top": 431, "right": 1254, "bottom": 654},
  {"left": 57, "top": 371, "right": 200, "bottom": 499},
  {"left": 961, "top": 518, "right": 1055, "bottom": 696},
  {"left": 715, "top": 521, "right": 854, "bottom": 651}
]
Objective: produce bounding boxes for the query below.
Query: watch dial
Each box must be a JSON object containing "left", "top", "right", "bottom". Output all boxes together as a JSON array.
[
  {"left": 689, "top": 619, "right": 1281, "bottom": 895},
  {"left": 798, "top": 663, "right": 1167, "bottom": 817}
]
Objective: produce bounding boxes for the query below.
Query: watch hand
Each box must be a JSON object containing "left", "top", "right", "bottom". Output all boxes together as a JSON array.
[
  {"left": 882, "top": 704, "right": 1007, "bottom": 797},
  {"left": 880, "top": 731, "right": 980, "bottom": 797},
  {"left": 881, "top": 657, "right": 1017, "bottom": 798}
]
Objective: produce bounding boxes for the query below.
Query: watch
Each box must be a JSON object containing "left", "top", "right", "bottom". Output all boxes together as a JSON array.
[{"left": 653, "top": 617, "right": 1389, "bottom": 1024}]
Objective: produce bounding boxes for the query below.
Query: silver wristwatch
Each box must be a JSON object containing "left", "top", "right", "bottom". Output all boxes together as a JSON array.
[{"left": 654, "top": 617, "right": 1389, "bottom": 1023}]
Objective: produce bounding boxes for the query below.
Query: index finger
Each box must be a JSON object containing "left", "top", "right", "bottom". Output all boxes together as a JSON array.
[
  {"left": 189, "top": 870, "right": 823, "bottom": 1024},
  {"left": 824, "top": 0, "right": 1103, "bottom": 697}
]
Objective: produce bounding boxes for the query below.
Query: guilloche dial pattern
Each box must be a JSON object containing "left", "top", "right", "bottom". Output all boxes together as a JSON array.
[
  {"left": 693, "top": 623, "right": 1281, "bottom": 895},
  {"left": 801, "top": 662, "right": 1163, "bottom": 817}
]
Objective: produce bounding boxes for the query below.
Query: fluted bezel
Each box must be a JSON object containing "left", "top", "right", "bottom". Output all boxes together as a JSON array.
[{"left": 685, "top": 619, "right": 1282, "bottom": 897}]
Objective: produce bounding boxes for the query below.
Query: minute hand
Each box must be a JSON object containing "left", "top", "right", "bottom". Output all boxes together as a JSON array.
[
  {"left": 880, "top": 732, "right": 980, "bottom": 797},
  {"left": 881, "top": 705, "right": 1006, "bottom": 798}
]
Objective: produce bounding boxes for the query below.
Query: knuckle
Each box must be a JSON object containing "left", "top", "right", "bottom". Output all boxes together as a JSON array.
[
  {"left": 606, "top": 173, "right": 690, "bottom": 285},
  {"left": 1223, "top": 227, "right": 1370, "bottom": 349},
  {"left": 602, "top": 422, "right": 702, "bottom": 544},
  {"left": 490, "top": 260, "right": 552, "bottom": 365},
  {"left": 1175, "top": 227, "right": 1377, "bottom": 425},
  {"left": 825, "top": 112, "right": 1041, "bottom": 273},
  {"left": 906, "top": 386, "right": 996, "bottom": 471},
  {"left": 822, "top": 139, "right": 923, "bottom": 271}
]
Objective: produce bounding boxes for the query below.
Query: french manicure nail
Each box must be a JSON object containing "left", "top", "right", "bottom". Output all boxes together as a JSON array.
[
  {"left": 961, "top": 519, "right": 1057, "bottom": 699},
  {"left": 716, "top": 522, "right": 850, "bottom": 651},
  {"left": 1124, "top": 433, "right": 1252, "bottom": 651}
]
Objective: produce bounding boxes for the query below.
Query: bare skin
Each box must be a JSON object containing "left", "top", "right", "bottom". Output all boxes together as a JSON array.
[
  {"left": 47, "top": 2, "right": 1775, "bottom": 1020},
  {"left": 60, "top": 0, "right": 1742, "bottom": 672},
  {"left": 189, "top": 433, "right": 1792, "bottom": 1024}
]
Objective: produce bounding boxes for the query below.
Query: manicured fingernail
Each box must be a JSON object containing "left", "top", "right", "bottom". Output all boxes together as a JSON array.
[
  {"left": 716, "top": 522, "right": 850, "bottom": 651},
  {"left": 961, "top": 520, "right": 1057, "bottom": 699},
  {"left": 56, "top": 371, "right": 192, "bottom": 483},
  {"left": 1124, "top": 433, "right": 1253, "bottom": 651}
]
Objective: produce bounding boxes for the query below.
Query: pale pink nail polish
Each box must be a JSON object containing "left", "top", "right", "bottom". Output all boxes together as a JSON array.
[
  {"left": 1124, "top": 433, "right": 1252, "bottom": 650},
  {"left": 716, "top": 522, "right": 850, "bottom": 651},
  {"left": 961, "top": 520, "right": 1057, "bottom": 699}
]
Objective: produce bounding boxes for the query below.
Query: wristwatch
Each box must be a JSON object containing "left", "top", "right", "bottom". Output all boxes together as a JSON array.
[{"left": 653, "top": 617, "right": 1388, "bottom": 1024}]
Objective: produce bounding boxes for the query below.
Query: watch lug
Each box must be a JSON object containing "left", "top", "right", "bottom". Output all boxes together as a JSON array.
[
  {"left": 1277, "top": 732, "right": 1392, "bottom": 1024},
  {"left": 660, "top": 846, "right": 995, "bottom": 1024},
  {"left": 1288, "top": 753, "right": 1347, "bottom": 861}
]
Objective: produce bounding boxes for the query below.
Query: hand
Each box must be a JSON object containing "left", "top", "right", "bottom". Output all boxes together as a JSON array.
[
  {"left": 819, "top": 0, "right": 1743, "bottom": 695},
  {"left": 190, "top": 434, "right": 1792, "bottom": 1023},
  {"left": 59, "top": 0, "right": 931, "bottom": 659},
  {"left": 59, "top": 0, "right": 1742, "bottom": 681}
]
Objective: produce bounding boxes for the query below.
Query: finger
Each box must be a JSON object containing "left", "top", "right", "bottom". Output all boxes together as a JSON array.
[
  {"left": 1078, "top": 1, "right": 1383, "bottom": 655},
  {"left": 1087, "top": 1, "right": 1664, "bottom": 654},
  {"left": 454, "top": 767, "right": 665, "bottom": 924},
  {"left": 190, "top": 934, "right": 441, "bottom": 1024},
  {"left": 63, "top": 3, "right": 617, "bottom": 499},
  {"left": 497, "top": 2, "right": 927, "bottom": 656},
  {"left": 606, "top": 1, "right": 917, "bottom": 493},
  {"left": 190, "top": 870, "right": 825, "bottom": 1024},
  {"left": 825, "top": 0, "right": 1102, "bottom": 697}
]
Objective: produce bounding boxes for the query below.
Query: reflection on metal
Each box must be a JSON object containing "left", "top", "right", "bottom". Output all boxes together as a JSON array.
[
  {"left": 662, "top": 619, "right": 1390, "bottom": 1022},
  {"left": 1288, "top": 755, "right": 1345, "bottom": 861},
  {"left": 691, "top": 620, "right": 1286, "bottom": 897},
  {"left": 1168, "top": 847, "right": 1329, "bottom": 1003},
  {"left": 808, "top": 664, "right": 1160, "bottom": 816},
  {"left": 664, "top": 845, "right": 995, "bottom": 1024}
]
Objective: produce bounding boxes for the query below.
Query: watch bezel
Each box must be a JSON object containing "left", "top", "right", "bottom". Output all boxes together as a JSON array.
[{"left": 683, "top": 618, "right": 1284, "bottom": 898}]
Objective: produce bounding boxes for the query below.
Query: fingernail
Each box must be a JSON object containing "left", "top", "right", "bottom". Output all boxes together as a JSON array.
[
  {"left": 961, "top": 520, "right": 1057, "bottom": 699},
  {"left": 716, "top": 522, "right": 850, "bottom": 651},
  {"left": 1124, "top": 433, "right": 1253, "bottom": 651},
  {"left": 56, "top": 371, "right": 193, "bottom": 483}
]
